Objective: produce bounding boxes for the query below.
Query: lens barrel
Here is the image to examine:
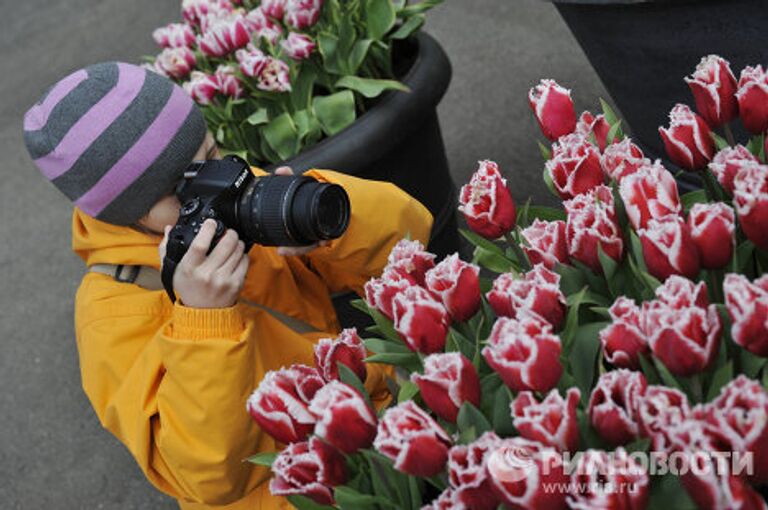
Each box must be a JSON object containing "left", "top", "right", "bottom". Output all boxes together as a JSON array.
[{"left": 237, "top": 175, "right": 350, "bottom": 246}]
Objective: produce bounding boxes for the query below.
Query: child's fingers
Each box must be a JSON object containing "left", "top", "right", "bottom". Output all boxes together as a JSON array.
[
  {"left": 202, "top": 228, "right": 239, "bottom": 269},
  {"left": 218, "top": 240, "right": 245, "bottom": 274},
  {"left": 277, "top": 243, "right": 321, "bottom": 257},
  {"left": 274, "top": 166, "right": 294, "bottom": 176},
  {"left": 231, "top": 253, "right": 250, "bottom": 283},
  {"left": 158, "top": 225, "right": 172, "bottom": 261},
  {"left": 182, "top": 219, "right": 217, "bottom": 266}
]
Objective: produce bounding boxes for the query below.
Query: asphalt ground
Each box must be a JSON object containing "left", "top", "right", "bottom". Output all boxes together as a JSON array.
[{"left": 0, "top": 1, "right": 609, "bottom": 507}]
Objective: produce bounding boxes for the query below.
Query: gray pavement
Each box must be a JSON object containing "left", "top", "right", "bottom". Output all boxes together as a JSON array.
[{"left": 0, "top": 1, "right": 609, "bottom": 508}]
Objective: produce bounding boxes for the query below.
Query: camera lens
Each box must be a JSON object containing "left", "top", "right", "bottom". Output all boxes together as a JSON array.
[{"left": 237, "top": 175, "right": 350, "bottom": 246}]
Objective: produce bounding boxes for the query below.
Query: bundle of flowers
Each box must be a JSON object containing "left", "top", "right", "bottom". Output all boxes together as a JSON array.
[
  {"left": 146, "top": 0, "right": 442, "bottom": 165},
  {"left": 245, "top": 54, "right": 768, "bottom": 509}
]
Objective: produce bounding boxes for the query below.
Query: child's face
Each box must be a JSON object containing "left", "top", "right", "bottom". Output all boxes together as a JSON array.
[{"left": 138, "top": 132, "right": 220, "bottom": 235}]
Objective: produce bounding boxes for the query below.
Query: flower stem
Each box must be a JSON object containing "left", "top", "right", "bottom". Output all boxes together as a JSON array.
[
  {"left": 723, "top": 123, "right": 736, "bottom": 147},
  {"left": 706, "top": 269, "right": 724, "bottom": 304}
]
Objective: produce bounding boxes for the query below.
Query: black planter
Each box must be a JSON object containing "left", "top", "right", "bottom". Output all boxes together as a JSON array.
[
  {"left": 555, "top": 0, "right": 768, "bottom": 192},
  {"left": 269, "top": 32, "right": 458, "bottom": 329},
  {"left": 271, "top": 31, "right": 458, "bottom": 259}
]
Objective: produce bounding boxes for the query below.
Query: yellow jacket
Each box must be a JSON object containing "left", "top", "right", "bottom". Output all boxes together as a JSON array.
[{"left": 72, "top": 169, "right": 433, "bottom": 509}]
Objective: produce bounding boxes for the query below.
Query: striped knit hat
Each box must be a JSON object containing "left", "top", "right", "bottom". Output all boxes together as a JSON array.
[{"left": 23, "top": 62, "right": 207, "bottom": 226}]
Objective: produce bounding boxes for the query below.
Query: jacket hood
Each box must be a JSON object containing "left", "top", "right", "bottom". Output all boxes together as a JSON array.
[{"left": 72, "top": 207, "right": 162, "bottom": 269}]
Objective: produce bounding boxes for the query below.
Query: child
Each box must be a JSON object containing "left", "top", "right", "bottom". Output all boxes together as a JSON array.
[{"left": 23, "top": 61, "right": 433, "bottom": 509}]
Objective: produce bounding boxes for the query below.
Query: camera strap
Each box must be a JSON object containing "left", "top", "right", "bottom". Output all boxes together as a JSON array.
[{"left": 87, "top": 264, "right": 320, "bottom": 334}]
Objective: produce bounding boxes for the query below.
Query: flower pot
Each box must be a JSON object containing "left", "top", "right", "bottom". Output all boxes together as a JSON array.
[
  {"left": 270, "top": 32, "right": 458, "bottom": 329},
  {"left": 555, "top": 0, "right": 768, "bottom": 192}
]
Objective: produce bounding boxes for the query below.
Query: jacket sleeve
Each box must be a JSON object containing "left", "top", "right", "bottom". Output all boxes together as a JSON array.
[
  {"left": 302, "top": 169, "right": 434, "bottom": 296},
  {"left": 75, "top": 281, "right": 271, "bottom": 506}
]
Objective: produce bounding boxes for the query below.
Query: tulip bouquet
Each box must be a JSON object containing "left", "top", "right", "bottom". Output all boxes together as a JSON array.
[
  {"left": 146, "top": 0, "right": 442, "bottom": 165},
  {"left": 244, "top": 54, "right": 768, "bottom": 510}
]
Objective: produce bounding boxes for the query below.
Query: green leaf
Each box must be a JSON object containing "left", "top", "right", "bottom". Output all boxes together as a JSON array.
[
  {"left": 336, "top": 76, "right": 409, "bottom": 99},
  {"left": 710, "top": 131, "right": 729, "bottom": 151},
  {"left": 317, "top": 33, "right": 341, "bottom": 74},
  {"left": 290, "top": 67, "right": 318, "bottom": 111},
  {"left": 525, "top": 205, "right": 566, "bottom": 222},
  {"left": 390, "top": 14, "right": 425, "bottom": 39},
  {"left": 491, "top": 385, "right": 515, "bottom": 436},
  {"left": 365, "top": 0, "right": 396, "bottom": 40},
  {"left": 638, "top": 354, "right": 661, "bottom": 386},
  {"left": 397, "top": 380, "right": 419, "bottom": 403},
  {"left": 245, "top": 108, "right": 269, "bottom": 126},
  {"left": 368, "top": 306, "right": 400, "bottom": 343},
  {"left": 733, "top": 240, "right": 755, "bottom": 274},
  {"left": 652, "top": 357, "right": 684, "bottom": 392},
  {"left": 648, "top": 474, "right": 697, "bottom": 510},
  {"left": 338, "top": 363, "right": 374, "bottom": 409},
  {"left": 460, "top": 228, "right": 504, "bottom": 254},
  {"left": 446, "top": 328, "right": 475, "bottom": 361},
  {"left": 598, "top": 245, "right": 618, "bottom": 294},
  {"left": 599, "top": 97, "right": 620, "bottom": 126},
  {"left": 335, "top": 486, "right": 398, "bottom": 510},
  {"left": 542, "top": 165, "right": 559, "bottom": 197},
  {"left": 537, "top": 140, "right": 552, "bottom": 160},
  {"left": 348, "top": 39, "right": 373, "bottom": 74},
  {"left": 399, "top": 0, "right": 444, "bottom": 16},
  {"left": 364, "top": 337, "right": 412, "bottom": 354},
  {"left": 313, "top": 90, "right": 356, "bottom": 136},
  {"left": 556, "top": 263, "right": 588, "bottom": 296},
  {"left": 706, "top": 361, "right": 732, "bottom": 401},
  {"left": 245, "top": 451, "right": 278, "bottom": 467},
  {"left": 457, "top": 401, "right": 492, "bottom": 437},
  {"left": 605, "top": 119, "right": 624, "bottom": 144},
  {"left": 287, "top": 495, "right": 335, "bottom": 510},
  {"left": 625, "top": 437, "right": 651, "bottom": 454},
  {"left": 561, "top": 287, "right": 587, "bottom": 355},
  {"left": 680, "top": 189, "right": 708, "bottom": 213},
  {"left": 472, "top": 246, "right": 516, "bottom": 274},
  {"left": 569, "top": 322, "right": 610, "bottom": 397},
  {"left": 739, "top": 348, "right": 767, "bottom": 378},
  {"left": 365, "top": 352, "right": 422, "bottom": 372},
  {"left": 261, "top": 113, "right": 299, "bottom": 161}
]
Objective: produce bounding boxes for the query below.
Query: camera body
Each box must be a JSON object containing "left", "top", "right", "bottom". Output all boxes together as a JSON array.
[{"left": 160, "top": 155, "right": 351, "bottom": 302}]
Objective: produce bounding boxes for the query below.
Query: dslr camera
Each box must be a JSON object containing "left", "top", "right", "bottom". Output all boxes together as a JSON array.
[{"left": 161, "top": 155, "right": 350, "bottom": 301}]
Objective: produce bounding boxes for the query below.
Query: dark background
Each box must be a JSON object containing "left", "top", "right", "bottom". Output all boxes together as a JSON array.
[{"left": 0, "top": 1, "right": 613, "bottom": 508}]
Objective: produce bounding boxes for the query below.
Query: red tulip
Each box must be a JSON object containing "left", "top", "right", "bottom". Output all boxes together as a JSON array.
[
  {"left": 447, "top": 432, "right": 504, "bottom": 510},
  {"left": 565, "top": 185, "right": 624, "bottom": 272},
  {"left": 421, "top": 489, "right": 464, "bottom": 510},
  {"left": 182, "top": 0, "right": 233, "bottom": 26},
  {"left": 392, "top": 286, "right": 449, "bottom": 354},
  {"left": 313, "top": 328, "right": 367, "bottom": 383},
  {"left": 281, "top": 32, "right": 316, "bottom": 60},
  {"left": 247, "top": 365, "right": 325, "bottom": 444},
  {"left": 269, "top": 437, "right": 347, "bottom": 505},
  {"left": 567, "top": 448, "right": 650, "bottom": 510},
  {"left": 635, "top": 385, "right": 691, "bottom": 452},
  {"left": 666, "top": 418, "right": 767, "bottom": 510},
  {"left": 653, "top": 273, "right": 710, "bottom": 309},
  {"left": 425, "top": 254, "right": 481, "bottom": 322},
  {"left": 601, "top": 138, "right": 650, "bottom": 183},
  {"left": 576, "top": 111, "right": 616, "bottom": 152},
  {"left": 154, "top": 47, "right": 196, "bottom": 80},
  {"left": 588, "top": 369, "right": 647, "bottom": 446},
  {"left": 736, "top": 65, "right": 768, "bottom": 134},
  {"left": 528, "top": 79, "right": 577, "bottom": 141},
  {"left": 511, "top": 388, "right": 580, "bottom": 453},
  {"left": 152, "top": 22, "right": 197, "bottom": 48},
  {"left": 733, "top": 162, "right": 768, "bottom": 252},
  {"left": 482, "top": 316, "right": 562, "bottom": 393},
  {"left": 545, "top": 133, "right": 605, "bottom": 199},
  {"left": 723, "top": 273, "right": 768, "bottom": 357},
  {"left": 364, "top": 267, "right": 413, "bottom": 320},
  {"left": 638, "top": 215, "right": 700, "bottom": 281},
  {"left": 374, "top": 401, "right": 452, "bottom": 477},
  {"left": 386, "top": 239, "right": 437, "bottom": 287},
  {"left": 486, "top": 264, "right": 566, "bottom": 330},
  {"left": 411, "top": 352, "right": 481, "bottom": 423},
  {"left": 644, "top": 276, "right": 721, "bottom": 377},
  {"left": 709, "top": 145, "right": 760, "bottom": 195},
  {"left": 260, "top": 0, "right": 287, "bottom": 19},
  {"left": 213, "top": 65, "right": 244, "bottom": 99},
  {"left": 197, "top": 11, "right": 251, "bottom": 57},
  {"left": 308, "top": 381, "right": 377, "bottom": 454},
  {"left": 688, "top": 202, "right": 735, "bottom": 269},
  {"left": 599, "top": 296, "right": 648, "bottom": 370},
  {"left": 520, "top": 219, "right": 569, "bottom": 270},
  {"left": 458, "top": 160, "right": 516, "bottom": 240},
  {"left": 659, "top": 104, "right": 715, "bottom": 171},
  {"left": 183, "top": 71, "right": 220, "bottom": 105},
  {"left": 284, "top": 0, "right": 323, "bottom": 29},
  {"left": 487, "top": 438, "right": 569, "bottom": 510},
  {"left": 684, "top": 55, "right": 739, "bottom": 127},
  {"left": 696, "top": 376, "right": 768, "bottom": 484},
  {"left": 244, "top": 8, "right": 283, "bottom": 45},
  {"left": 619, "top": 160, "right": 681, "bottom": 231}
]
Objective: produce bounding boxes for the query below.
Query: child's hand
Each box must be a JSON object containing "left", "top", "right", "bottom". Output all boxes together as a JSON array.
[{"left": 160, "top": 219, "right": 249, "bottom": 308}]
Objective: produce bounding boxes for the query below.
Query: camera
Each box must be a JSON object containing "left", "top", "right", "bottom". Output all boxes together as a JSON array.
[{"left": 160, "top": 155, "right": 350, "bottom": 301}]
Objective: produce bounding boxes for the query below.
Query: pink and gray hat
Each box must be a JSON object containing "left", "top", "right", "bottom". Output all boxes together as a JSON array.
[{"left": 23, "top": 61, "right": 206, "bottom": 226}]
